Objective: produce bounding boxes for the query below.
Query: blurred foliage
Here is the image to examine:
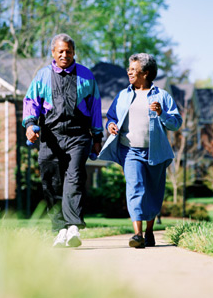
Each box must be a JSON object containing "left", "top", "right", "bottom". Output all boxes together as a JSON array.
[
  {"left": 160, "top": 48, "right": 187, "bottom": 82},
  {"left": 164, "top": 180, "right": 178, "bottom": 201},
  {"left": 84, "top": 0, "right": 171, "bottom": 68},
  {"left": 16, "top": 146, "right": 43, "bottom": 214},
  {"left": 186, "top": 181, "right": 213, "bottom": 198},
  {"left": 88, "top": 163, "right": 128, "bottom": 217},
  {"left": 187, "top": 197, "right": 213, "bottom": 205},
  {"left": 161, "top": 201, "right": 210, "bottom": 221},
  {"left": 19, "top": 146, "right": 41, "bottom": 189},
  {"left": 0, "top": 0, "right": 175, "bottom": 70},
  {"left": 203, "top": 165, "right": 213, "bottom": 192},
  {"left": 195, "top": 77, "right": 213, "bottom": 88}
]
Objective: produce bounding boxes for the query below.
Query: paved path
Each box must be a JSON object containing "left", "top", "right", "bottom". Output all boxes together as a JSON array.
[{"left": 66, "top": 231, "right": 213, "bottom": 298}]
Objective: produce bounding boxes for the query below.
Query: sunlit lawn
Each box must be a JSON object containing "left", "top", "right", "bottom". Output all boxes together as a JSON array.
[
  {"left": 0, "top": 215, "right": 185, "bottom": 239},
  {"left": 187, "top": 197, "right": 213, "bottom": 205}
]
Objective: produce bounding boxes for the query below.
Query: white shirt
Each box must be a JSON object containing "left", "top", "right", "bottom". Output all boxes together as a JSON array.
[{"left": 120, "top": 89, "right": 150, "bottom": 147}]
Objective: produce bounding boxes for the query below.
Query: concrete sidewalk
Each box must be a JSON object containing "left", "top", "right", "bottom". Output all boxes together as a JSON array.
[{"left": 66, "top": 231, "right": 213, "bottom": 298}]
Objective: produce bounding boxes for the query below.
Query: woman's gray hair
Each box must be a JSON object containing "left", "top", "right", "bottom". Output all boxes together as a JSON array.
[
  {"left": 129, "top": 53, "right": 158, "bottom": 82},
  {"left": 51, "top": 33, "right": 75, "bottom": 51}
]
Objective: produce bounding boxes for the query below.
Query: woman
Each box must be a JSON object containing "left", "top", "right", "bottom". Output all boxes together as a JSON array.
[{"left": 99, "top": 53, "right": 182, "bottom": 248}]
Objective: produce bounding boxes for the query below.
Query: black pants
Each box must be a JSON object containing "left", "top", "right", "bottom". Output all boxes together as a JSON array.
[{"left": 38, "top": 129, "right": 92, "bottom": 232}]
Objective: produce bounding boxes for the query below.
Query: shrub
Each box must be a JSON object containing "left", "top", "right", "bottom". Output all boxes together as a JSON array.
[
  {"left": 19, "top": 147, "right": 41, "bottom": 190},
  {"left": 164, "top": 181, "right": 174, "bottom": 201},
  {"left": 88, "top": 164, "right": 128, "bottom": 218},
  {"left": 16, "top": 146, "right": 43, "bottom": 216},
  {"left": 161, "top": 201, "right": 210, "bottom": 221},
  {"left": 185, "top": 204, "right": 210, "bottom": 221},
  {"left": 186, "top": 180, "right": 213, "bottom": 198}
]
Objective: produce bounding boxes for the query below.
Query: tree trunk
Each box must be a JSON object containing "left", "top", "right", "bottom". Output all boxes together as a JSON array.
[
  {"left": 10, "top": 0, "right": 19, "bottom": 97},
  {"left": 173, "top": 184, "right": 178, "bottom": 204}
]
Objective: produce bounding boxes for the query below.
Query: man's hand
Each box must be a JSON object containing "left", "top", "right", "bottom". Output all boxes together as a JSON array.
[
  {"left": 26, "top": 125, "right": 39, "bottom": 143},
  {"left": 92, "top": 142, "right": 102, "bottom": 156}
]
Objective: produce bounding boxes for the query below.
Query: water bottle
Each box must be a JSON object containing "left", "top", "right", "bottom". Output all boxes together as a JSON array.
[
  {"left": 149, "top": 95, "right": 158, "bottom": 119},
  {"left": 89, "top": 152, "right": 97, "bottom": 161},
  {"left": 89, "top": 140, "right": 98, "bottom": 161}
]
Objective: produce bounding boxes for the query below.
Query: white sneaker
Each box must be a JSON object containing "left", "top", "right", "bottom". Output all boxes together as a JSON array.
[
  {"left": 53, "top": 228, "right": 67, "bottom": 247},
  {"left": 66, "top": 225, "right": 82, "bottom": 247}
]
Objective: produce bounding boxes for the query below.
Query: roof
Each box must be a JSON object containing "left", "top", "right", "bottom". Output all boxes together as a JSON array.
[
  {"left": 170, "top": 85, "right": 186, "bottom": 110},
  {"left": 195, "top": 88, "right": 213, "bottom": 124},
  {"left": 91, "top": 62, "right": 129, "bottom": 112},
  {"left": 0, "top": 51, "right": 51, "bottom": 95},
  {"left": 170, "top": 83, "right": 194, "bottom": 111},
  {"left": 153, "top": 75, "right": 168, "bottom": 90},
  {"left": 176, "top": 83, "right": 194, "bottom": 102}
]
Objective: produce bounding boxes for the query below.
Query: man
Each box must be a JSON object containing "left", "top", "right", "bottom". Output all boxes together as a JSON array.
[{"left": 23, "top": 33, "right": 103, "bottom": 247}]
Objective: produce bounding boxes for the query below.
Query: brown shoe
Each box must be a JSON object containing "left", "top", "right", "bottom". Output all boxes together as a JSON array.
[
  {"left": 129, "top": 234, "right": 145, "bottom": 248},
  {"left": 145, "top": 231, "right": 155, "bottom": 247}
]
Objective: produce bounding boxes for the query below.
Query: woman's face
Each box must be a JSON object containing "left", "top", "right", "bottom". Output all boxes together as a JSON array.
[{"left": 127, "top": 61, "right": 145, "bottom": 87}]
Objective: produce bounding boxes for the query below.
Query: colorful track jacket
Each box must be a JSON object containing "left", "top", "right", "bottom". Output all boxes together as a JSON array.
[{"left": 22, "top": 60, "right": 103, "bottom": 139}]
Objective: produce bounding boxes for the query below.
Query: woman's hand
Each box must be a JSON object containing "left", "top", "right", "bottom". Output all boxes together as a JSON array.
[
  {"left": 108, "top": 123, "right": 119, "bottom": 135},
  {"left": 149, "top": 101, "right": 162, "bottom": 116}
]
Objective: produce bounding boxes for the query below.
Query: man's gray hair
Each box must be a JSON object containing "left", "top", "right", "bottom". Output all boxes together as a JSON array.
[
  {"left": 129, "top": 53, "right": 158, "bottom": 82},
  {"left": 51, "top": 33, "right": 75, "bottom": 51}
]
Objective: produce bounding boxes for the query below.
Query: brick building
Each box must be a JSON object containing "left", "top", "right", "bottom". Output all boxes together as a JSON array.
[{"left": 0, "top": 98, "right": 17, "bottom": 200}]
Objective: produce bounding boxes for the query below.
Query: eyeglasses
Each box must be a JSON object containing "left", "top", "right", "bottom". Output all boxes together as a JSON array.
[{"left": 126, "top": 67, "right": 142, "bottom": 74}]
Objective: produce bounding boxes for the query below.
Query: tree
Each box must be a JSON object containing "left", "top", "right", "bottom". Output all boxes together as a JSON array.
[
  {"left": 195, "top": 77, "right": 213, "bottom": 88},
  {"left": 166, "top": 95, "right": 188, "bottom": 203},
  {"left": 0, "top": 0, "right": 19, "bottom": 96},
  {"left": 1, "top": 0, "right": 175, "bottom": 71},
  {"left": 78, "top": 0, "right": 171, "bottom": 68},
  {"left": 201, "top": 124, "right": 213, "bottom": 157},
  {"left": 166, "top": 88, "right": 211, "bottom": 203}
]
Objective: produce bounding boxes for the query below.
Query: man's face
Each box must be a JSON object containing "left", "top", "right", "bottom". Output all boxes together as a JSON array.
[{"left": 52, "top": 40, "right": 75, "bottom": 69}]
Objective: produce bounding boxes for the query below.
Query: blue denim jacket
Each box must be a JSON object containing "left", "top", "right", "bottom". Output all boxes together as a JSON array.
[{"left": 99, "top": 84, "right": 182, "bottom": 166}]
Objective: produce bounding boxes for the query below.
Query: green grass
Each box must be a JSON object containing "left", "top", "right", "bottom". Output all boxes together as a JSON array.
[
  {"left": 187, "top": 197, "right": 213, "bottom": 204},
  {"left": 208, "top": 210, "right": 213, "bottom": 220},
  {"left": 165, "top": 220, "right": 213, "bottom": 256},
  {"left": 0, "top": 225, "right": 135, "bottom": 298},
  {"left": 0, "top": 214, "right": 184, "bottom": 298},
  {"left": 0, "top": 214, "right": 185, "bottom": 239}
]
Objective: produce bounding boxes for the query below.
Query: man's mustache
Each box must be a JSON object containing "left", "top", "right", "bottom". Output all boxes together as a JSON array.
[{"left": 59, "top": 57, "right": 71, "bottom": 61}]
